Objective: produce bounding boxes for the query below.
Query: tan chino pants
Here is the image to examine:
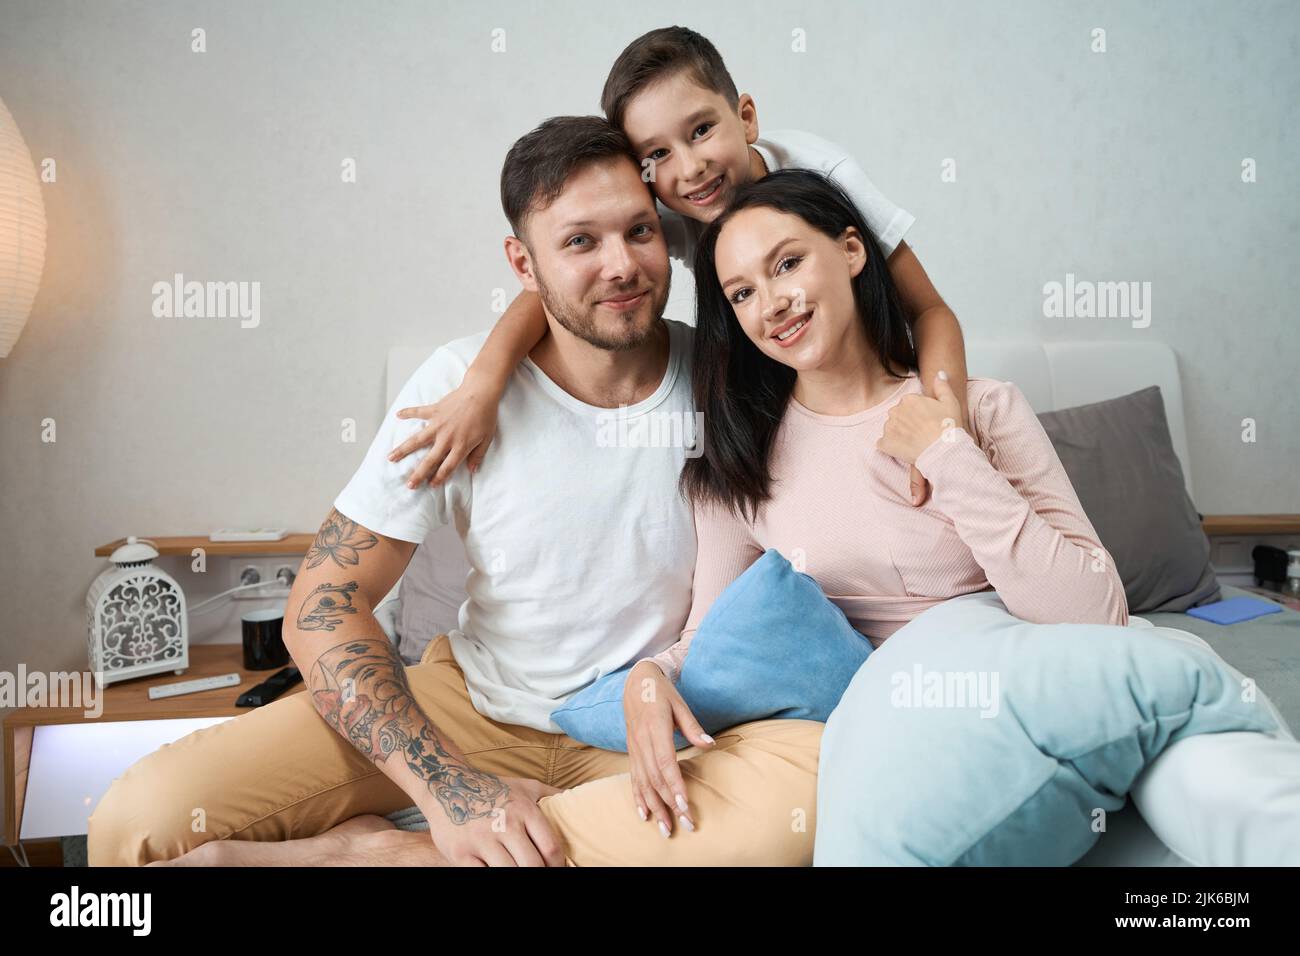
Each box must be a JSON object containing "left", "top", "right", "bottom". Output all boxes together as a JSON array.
[{"left": 88, "top": 634, "right": 823, "bottom": 866}]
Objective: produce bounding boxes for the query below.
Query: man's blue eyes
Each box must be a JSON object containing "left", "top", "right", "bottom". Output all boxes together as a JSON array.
[{"left": 566, "top": 227, "right": 654, "bottom": 248}]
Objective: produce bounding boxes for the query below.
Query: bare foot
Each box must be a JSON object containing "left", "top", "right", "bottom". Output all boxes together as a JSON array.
[{"left": 147, "top": 814, "right": 403, "bottom": 867}]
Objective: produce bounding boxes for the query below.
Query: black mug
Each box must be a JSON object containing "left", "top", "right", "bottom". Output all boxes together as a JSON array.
[{"left": 242, "top": 608, "right": 290, "bottom": 670}]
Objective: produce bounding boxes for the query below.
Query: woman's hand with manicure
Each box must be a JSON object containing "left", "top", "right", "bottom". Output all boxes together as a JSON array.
[{"left": 622, "top": 661, "right": 714, "bottom": 837}]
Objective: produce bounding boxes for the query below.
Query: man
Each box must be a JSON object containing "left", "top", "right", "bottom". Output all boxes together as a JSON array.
[{"left": 88, "top": 116, "right": 822, "bottom": 866}]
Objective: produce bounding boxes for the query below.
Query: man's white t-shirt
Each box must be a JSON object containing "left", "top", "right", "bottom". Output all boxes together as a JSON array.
[
  {"left": 333, "top": 319, "right": 698, "bottom": 732},
  {"left": 659, "top": 128, "right": 915, "bottom": 268}
]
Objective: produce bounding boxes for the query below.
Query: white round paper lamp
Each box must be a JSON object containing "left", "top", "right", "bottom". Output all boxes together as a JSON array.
[{"left": 0, "top": 95, "right": 47, "bottom": 358}]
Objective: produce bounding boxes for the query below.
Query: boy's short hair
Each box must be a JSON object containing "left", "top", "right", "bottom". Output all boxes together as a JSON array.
[
  {"left": 500, "top": 116, "right": 642, "bottom": 240},
  {"left": 600, "top": 26, "right": 740, "bottom": 132}
]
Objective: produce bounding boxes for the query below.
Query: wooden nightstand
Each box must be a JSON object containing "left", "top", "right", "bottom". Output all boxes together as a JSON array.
[
  {"left": 1198, "top": 514, "right": 1300, "bottom": 594},
  {"left": 1201, "top": 515, "right": 1300, "bottom": 536},
  {"left": 2, "top": 644, "right": 306, "bottom": 848}
]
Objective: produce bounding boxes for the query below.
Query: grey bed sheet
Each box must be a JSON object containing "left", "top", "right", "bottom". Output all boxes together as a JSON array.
[
  {"left": 386, "top": 585, "right": 1300, "bottom": 836},
  {"left": 1142, "top": 584, "right": 1300, "bottom": 730}
]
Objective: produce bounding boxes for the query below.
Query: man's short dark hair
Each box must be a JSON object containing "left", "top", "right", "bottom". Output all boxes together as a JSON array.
[
  {"left": 500, "top": 116, "right": 642, "bottom": 240},
  {"left": 600, "top": 26, "right": 740, "bottom": 132}
]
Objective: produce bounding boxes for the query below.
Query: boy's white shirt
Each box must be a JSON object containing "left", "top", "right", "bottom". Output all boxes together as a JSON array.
[
  {"left": 333, "top": 320, "right": 698, "bottom": 732},
  {"left": 659, "top": 128, "right": 915, "bottom": 268}
]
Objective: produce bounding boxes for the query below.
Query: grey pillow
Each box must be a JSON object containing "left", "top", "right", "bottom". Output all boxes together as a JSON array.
[
  {"left": 1036, "top": 386, "right": 1220, "bottom": 614},
  {"left": 397, "top": 524, "right": 469, "bottom": 665}
]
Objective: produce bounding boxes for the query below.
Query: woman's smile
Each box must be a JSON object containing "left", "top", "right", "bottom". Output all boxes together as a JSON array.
[{"left": 771, "top": 309, "right": 813, "bottom": 347}]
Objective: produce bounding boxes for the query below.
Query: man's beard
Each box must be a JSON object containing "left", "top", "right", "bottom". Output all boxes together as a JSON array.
[{"left": 533, "top": 264, "right": 671, "bottom": 352}]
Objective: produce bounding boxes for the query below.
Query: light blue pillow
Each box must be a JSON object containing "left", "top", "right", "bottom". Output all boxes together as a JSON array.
[
  {"left": 551, "top": 549, "right": 872, "bottom": 751},
  {"left": 814, "top": 591, "right": 1282, "bottom": 866}
]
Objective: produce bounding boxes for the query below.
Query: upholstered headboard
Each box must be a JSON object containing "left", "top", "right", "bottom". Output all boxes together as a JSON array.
[{"left": 962, "top": 341, "right": 1191, "bottom": 498}]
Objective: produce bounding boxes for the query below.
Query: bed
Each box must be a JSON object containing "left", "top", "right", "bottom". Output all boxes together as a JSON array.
[{"left": 376, "top": 338, "right": 1300, "bottom": 866}]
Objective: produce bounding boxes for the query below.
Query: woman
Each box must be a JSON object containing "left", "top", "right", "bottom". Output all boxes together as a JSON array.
[
  {"left": 617, "top": 168, "right": 1298, "bottom": 864},
  {"left": 618, "top": 168, "right": 1127, "bottom": 824}
]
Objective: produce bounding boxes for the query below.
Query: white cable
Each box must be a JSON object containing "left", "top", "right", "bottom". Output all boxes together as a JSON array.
[{"left": 187, "top": 579, "right": 288, "bottom": 615}]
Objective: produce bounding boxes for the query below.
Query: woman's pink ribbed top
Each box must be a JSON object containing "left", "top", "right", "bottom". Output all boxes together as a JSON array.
[{"left": 646, "top": 374, "right": 1129, "bottom": 682}]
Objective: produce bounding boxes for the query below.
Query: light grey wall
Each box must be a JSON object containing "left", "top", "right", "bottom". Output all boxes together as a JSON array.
[{"left": 1, "top": 0, "right": 1297, "bottom": 828}]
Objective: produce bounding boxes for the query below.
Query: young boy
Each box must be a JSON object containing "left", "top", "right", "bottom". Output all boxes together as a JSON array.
[{"left": 389, "top": 25, "right": 969, "bottom": 507}]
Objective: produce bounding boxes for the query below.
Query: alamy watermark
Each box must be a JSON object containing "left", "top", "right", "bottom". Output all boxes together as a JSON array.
[
  {"left": 151, "top": 273, "right": 261, "bottom": 328},
  {"left": 49, "top": 885, "right": 150, "bottom": 935},
  {"left": 0, "top": 665, "right": 102, "bottom": 718},
  {"left": 1042, "top": 272, "right": 1151, "bottom": 328},
  {"left": 890, "top": 664, "right": 1001, "bottom": 718},
  {"left": 596, "top": 408, "right": 704, "bottom": 458}
]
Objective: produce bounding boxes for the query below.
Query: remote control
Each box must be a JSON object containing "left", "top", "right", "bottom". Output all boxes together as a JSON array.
[
  {"left": 149, "top": 673, "right": 242, "bottom": 700},
  {"left": 209, "top": 528, "right": 289, "bottom": 542},
  {"left": 237, "top": 666, "right": 303, "bottom": 707}
]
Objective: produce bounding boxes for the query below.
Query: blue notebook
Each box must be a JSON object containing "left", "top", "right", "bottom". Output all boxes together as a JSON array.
[{"left": 1185, "top": 596, "right": 1283, "bottom": 625}]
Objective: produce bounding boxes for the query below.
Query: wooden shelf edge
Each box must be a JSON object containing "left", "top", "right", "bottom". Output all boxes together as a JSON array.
[
  {"left": 3, "top": 724, "right": 32, "bottom": 847},
  {"left": 94, "top": 533, "right": 315, "bottom": 557},
  {"left": 1201, "top": 515, "right": 1300, "bottom": 537}
]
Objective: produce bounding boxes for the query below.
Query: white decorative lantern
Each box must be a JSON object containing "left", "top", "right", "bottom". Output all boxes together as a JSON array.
[
  {"left": 0, "top": 95, "right": 47, "bottom": 358},
  {"left": 86, "top": 537, "right": 189, "bottom": 688}
]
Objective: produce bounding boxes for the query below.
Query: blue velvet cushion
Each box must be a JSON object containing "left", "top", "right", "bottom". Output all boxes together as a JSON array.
[
  {"left": 814, "top": 590, "right": 1283, "bottom": 866},
  {"left": 551, "top": 549, "right": 872, "bottom": 751}
]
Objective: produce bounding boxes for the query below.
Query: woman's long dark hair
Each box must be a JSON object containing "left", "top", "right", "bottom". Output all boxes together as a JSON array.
[{"left": 682, "top": 168, "right": 918, "bottom": 521}]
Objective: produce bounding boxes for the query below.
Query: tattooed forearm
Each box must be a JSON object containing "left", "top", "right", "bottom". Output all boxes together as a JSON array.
[
  {"left": 296, "top": 580, "right": 360, "bottom": 631},
  {"left": 295, "top": 510, "right": 502, "bottom": 825},
  {"left": 306, "top": 508, "right": 378, "bottom": 569},
  {"left": 307, "top": 636, "right": 508, "bottom": 824}
]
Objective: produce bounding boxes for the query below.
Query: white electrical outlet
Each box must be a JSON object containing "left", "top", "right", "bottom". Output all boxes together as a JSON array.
[{"left": 230, "top": 559, "right": 298, "bottom": 601}]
